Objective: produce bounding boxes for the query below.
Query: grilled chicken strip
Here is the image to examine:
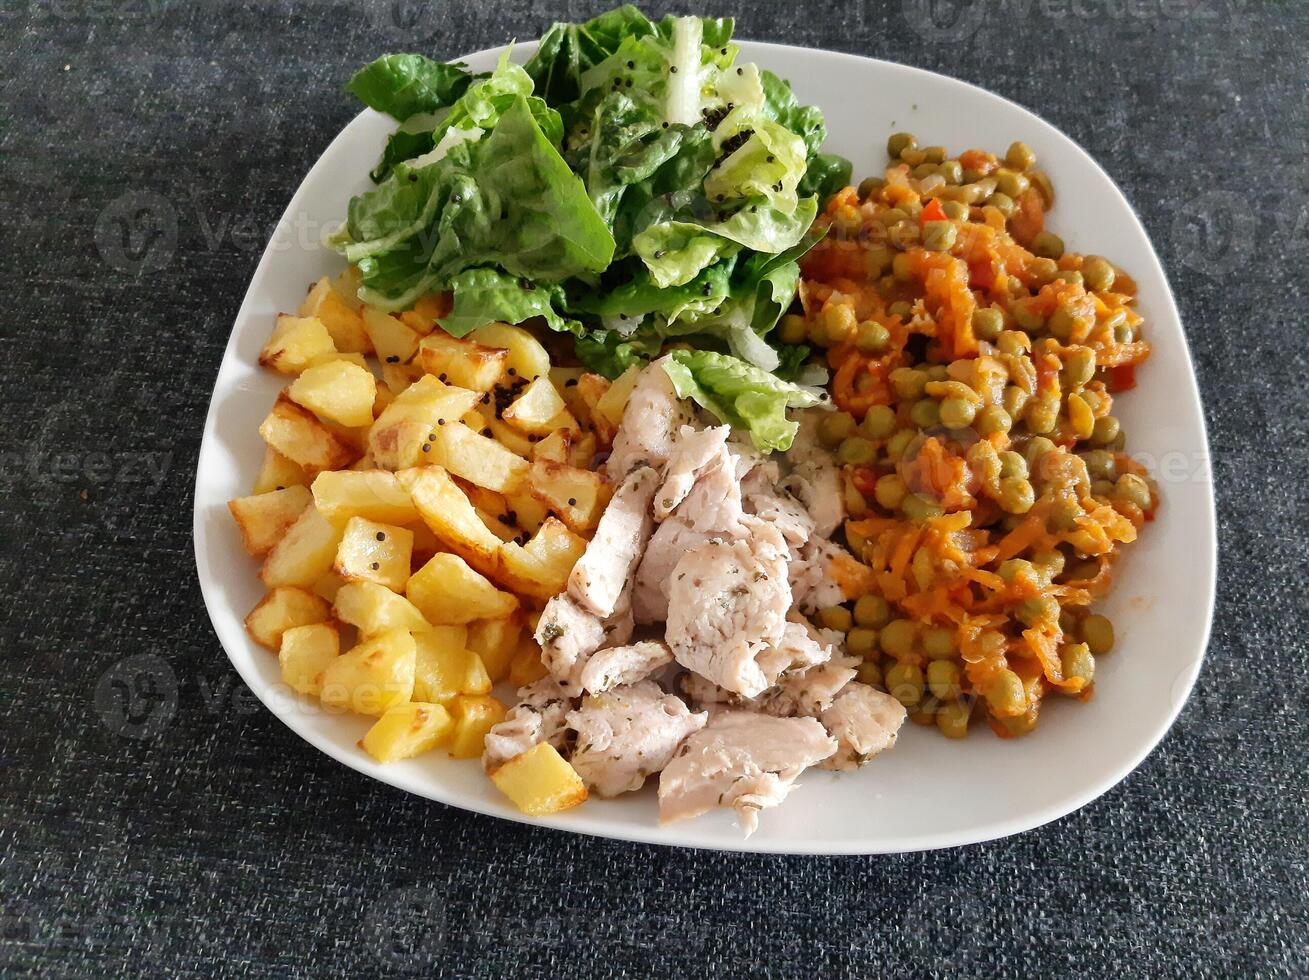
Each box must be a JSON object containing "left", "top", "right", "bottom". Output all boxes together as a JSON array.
[
  {"left": 819, "top": 683, "right": 907, "bottom": 771},
  {"left": 482, "top": 678, "right": 573, "bottom": 773},
  {"left": 567, "top": 465, "right": 658, "bottom": 619}
]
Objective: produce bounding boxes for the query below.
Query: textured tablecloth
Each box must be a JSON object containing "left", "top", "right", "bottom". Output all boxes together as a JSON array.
[{"left": 2, "top": 0, "right": 1306, "bottom": 975}]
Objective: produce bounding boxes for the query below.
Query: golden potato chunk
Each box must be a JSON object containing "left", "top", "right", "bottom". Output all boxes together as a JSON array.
[
  {"left": 396, "top": 466, "right": 504, "bottom": 577},
  {"left": 320, "top": 629, "right": 416, "bottom": 716},
  {"left": 467, "top": 322, "right": 550, "bottom": 381},
  {"left": 361, "top": 307, "right": 421, "bottom": 365},
  {"left": 300, "top": 277, "right": 371, "bottom": 353},
  {"left": 465, "top": 616, "right": 522, "bottom": 684},
  {"left": 312, "top": 571, "right": 346, "bottom": 603},
  {"left": 278, "top": 622, "right": 340, "bottom": 696},
  {"left": 361, "top": 702, "right": 454, "bottom": 763},
  {"left": 497, "top": 517, "right": 587, "bottom": 600},
  {"left": 259, "top": 394, "right": 359, "bottom": 474},
  {"left": 244, "top": 586, "right": 330, "bottom": 650},
  {"left": 333, "top": 581, "right": 436, "bottom": 637},
  {"left": 311, "top": 469, "right": 419, "bottom": 527},
  {"left": 288, "top": 359, "right": 377, "bottom": 428},
  {"left": 489, "top": 742, "right": 588, "bottom": 814},
  {"left": 406, "top": 553, "right": 519, "bottom": 625},
  {"left": 504, "top": 489, "right": 550, "bottom": 536},
  {"left": 417, "top": 332, "right": 507, "bottom": 391},
  {"left": 260, "top": 505, "right": 346, "bottom": 588},
  {"left": 594, "top": 364, "right": 641, "bottom": 435},
  {"left": 412, "top": 630, "right": 492, "bottom": 703},
  {"left": 259, "top": 314, "right": 335, "bottom": 374},
  {"left": 447, "top": 694, "right": 508, "bottom": 759},
  {"left": 508, "top": 636, "right": 549, "bottom": 687},
  {"left": 228, "top": 485, "right": 312, "bottom": 557},
  {"left": 531, "top": 429, "right": 571, "bottom": 464},
  {"left": 334, "top": 518, "right": 413, "bottom": 591},
  {"left": 253, "top": 446, "right": 309, "bottom": 494},
  {"left": 527, "top": 459, "right": 608, "bottom": 533},
  {"left": 502, "top": 376, "right": 567, "bottom": 435},
  {"left": 368, "top": 376, "right": 480, "bottom": 470},
  {"left": 428, "top": 422, "right": 530, "bottom": 494},
  {"left": 575, "top": 373, "right": 611, "bottom": 436}
]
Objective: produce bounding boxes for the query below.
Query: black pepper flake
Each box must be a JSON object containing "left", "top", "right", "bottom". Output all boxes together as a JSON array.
[
  {"left": 736, "top": 67, "right": 743, "bottom": 75},
  {"left": 519, "top": 278, "right": 535, "bottom": 291},
  {"left": 702, "top": 283, "right": 712, "bottom": 295},
  {"left": 508, "top": 368, "right": 517, "bottom": 376},
  {"left": 766, "top": 155, "right": 775, "bottom": 163},
  {"left": 421, "top": 443, "right": 431, "bottom": 453},
  {"left": 370, "top": 562, "right": 380, "bottom": 570},
  {"left": 376, "top": 532, "right": 386, "bottom": 541},
  {"left": 669, "top": 65, "right": 678, "bottom": 73},
  {"left": 482, "top": 428, "right": 492, "bottom": 437},
  {"left": 438, "top": 373, "right": 447, "bottom": 382},
  {"left": 437, "top": 418, "right": 445, "bottom": 426},
  {"left": 565, "top": 378, "right": 578, "bottom": 387},
  {"left": 408, "top": 173, "right": 418, "bottom": 182},
  {"left": 567, "top": 497, "right": 577, "bottom": 506},
  {"left": 497, "top": 513, "right": 515, "bottom": 526},
  {"left": 654, "top": 250, "right": 665, "bottom": 259},
  {"left": 451, "top": 193, "right": 462, "bottom": 204},
  {"left": 528, "top": 434, "right": 540, "bottom": 442},
  {"left": 275, "top": 485, "right": 285, "bottom": 491},
  {"left": 385, "top": 355, "right": 399, "bottom": 363},
  {"left": 427, "top": 432, "right": 437, "bottom": 441},
  {"left": 721, "top": 47, "right": 728, "bottom": 55},
  {"left": 627, "top": 60, "right": 635, "bottom": 68},
  {"left": 481, "top": 393, "right": 491, "bottom": 404},
  {"left": 662, "top": 121, "right": 669, "bottom": 128}
]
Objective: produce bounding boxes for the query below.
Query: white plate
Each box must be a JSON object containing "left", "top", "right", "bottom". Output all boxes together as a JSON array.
[{"left": 193, "top": 40, "right": 1216, "bottom": 854}]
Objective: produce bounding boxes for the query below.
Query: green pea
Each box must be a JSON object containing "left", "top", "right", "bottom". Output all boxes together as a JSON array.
[
  {"left": 936, "top": 700, "right": 971, "bottom": 739},
  {"left": 874, "top": 473, "right": 908, "bottom": 511},
  {"left": 847, "top": 626, "right": 879, "bottom": 657},
  {"left": 974, "top": 404, "right": 1013, "bottom": 437},
  {"left": 922, "top": 220, "right": 957, "bottom": 252},
  {"left": 997, "top": 450, "right": 1026, "bottom": 480},
  {"left": 940, "top": 396, "right": 977, "bottom": 429},
  {"left": 912, "top": 162, "right": 938, "bottom": 180},
  {"left": 856, "top": 659, "right": 883, "bottom": 687},
  {"left": 1002, "top": 385, "right": 1030, "bottom": 419},
  {"left": 1092, "top": 415, "right": 1121, "bottom": 445},
  {"left": 910, "top": 398, "right": 941, "bottom": 429},
  {"left": 856, "top": 405, "right": 894, "bottom": 441},
  {"left": 923, "top": 626, "right": 957, "bottom": 660},
  {"left": 1114, "top": 473, "right": 1152, "bottom": 510},
  {"left": 1080, "top": 389, "right": 1103, "bottom": 414},
  {"left": 1009, "top": 300, "right": 1046, "bottom": 333},
  {"left": 926, "top": 364, "right": 950, "bottom": 382},
  {"left": 1047, "top": 304, "right": 1078, "bottom": 341},
  {"left": 942, "top": 200, "right": 968, "bottom": 220},
  {"left": 818, "top": 605, "right": 854, "bottom": 633},
  {"left": 1082, "top": 256, "right": 1116, "bottom": 292},
  {"left": 853, "top": 595, "right": 890, "bottom": 630},
  {"left": 1114, "top": 320, "right": 1136, "bottom": 344},
  {"left": 972, "top": 307, "right": 1004, "bottom": 341},
  {"left": 818, "top": 412, "right": 857, "bottom": 447},
  {"left": 995, "top": 169, "right": 1030, "bottom": 198},
  {"left": 1047, "top": 497, "right": 1082, "bottom": 531},
  {"left": 880, "top": 619, "right": 918, "bottom": 658},
  {"left": 1060, "top": 642, "right": 1095, "bottom": 687},
  {"left": 926, "top": 659, "right": 961, "bottom": 699},
  {"left": 888, "top": 300, "right": 914, "bottom": 319},
  {"left": 887, "top": 132, "right": 916, "bottom": 158},
  {"left": 901, "top": 493, "right": 944, "bottom": 522},
  {"left": 881, "top": 207, "right": 909, "bottom": 227},
  {"left": 998, "top": 558, "right": 1035, "bottom": 583},
  {"left": 856, "top": 320, "right": 891, "bottom": 355},
  {"left": 985, "top": 669, "right": 1027, "bottom": 716},
  {"left": 1031, "top": 230, "right": 1065, "bottom": 259},
  {"left": 864, "top": 244, "right": 895, "bottom": 277},
  {"left": 923, "top": 145, "right": 946, "bottom": 164},
  {"left": 885, "top": 662, "right": 925, "bottom": 707},
  {"left": 1081, "top": 614, "right": 1115, "bottom": 654},
  {"left": 891, "top": 252, "right": 914, "bottom": 281},
  {"left": 1025, "top": 436, "right": 1057, "bottom": 467},
  {"left": 1006, "top": 141, "right": 1037, "bottom": 171},
  {"left": 1027, "top": 397, "right": 1061, "bottom": 434},
  {"left": 1029, "top": 170, "right": 1056, "bottom": 207},
  {"left": 1063, "top": 347, "right": 1096, "bottom": 387},
  {"left": 1029, "top": 257, "right": 1059, "bottom": 283},
  {"left": 987, "top": 191, "right": 1017, "bottom": 218},
  {"left": 1091, "top": 478, "right": 1115, "bottom": 498},
  {"left": 838, "top": 436, "right": 877, "bottom": 465},
  {"left": 938, "top": 160, "right": 964, "bottom": 184},
  {"left": 998, "top": 710, "right": 1038, "bottom": 736},
  {"left": 1081, "top": 449, "right": 1116, "bottom": 481},
  {"left": 858, "top": 176, "right": 885, "bottom": 200},
  {"left": 1032, "top": 549, "right": 1066, "bottom": 579},
  {"left": 998, "top": 476, "right": 1035, "bottom": 514},
  {"left": 1056, "top": 270, "right": 1084, "bottom": 286},
  {"left": 886, "top": 430, "right": 916, "bottom": 461}
]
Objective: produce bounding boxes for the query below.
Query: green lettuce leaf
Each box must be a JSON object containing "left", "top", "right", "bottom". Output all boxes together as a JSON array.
[
  {"left": 347, "top": 54, "right": 472, "bottom": 121},
  {"left": 526, "top": 5, "right": 656, "bottom": 107},
  {"left": 439, "top": 267, "right": 580, "bottom": 338},
  {"left": 662, "top": 349, "right": 822, "bottom": 451}
]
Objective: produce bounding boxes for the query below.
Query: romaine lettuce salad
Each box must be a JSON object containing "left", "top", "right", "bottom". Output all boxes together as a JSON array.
[{"left": 332, "top": 5, "right": 850, "bottom": 450}]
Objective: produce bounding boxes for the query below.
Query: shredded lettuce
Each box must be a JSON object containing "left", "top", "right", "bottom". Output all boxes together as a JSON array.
[{"left": 347, "top": 54, "right": 473, "bottom": 121}]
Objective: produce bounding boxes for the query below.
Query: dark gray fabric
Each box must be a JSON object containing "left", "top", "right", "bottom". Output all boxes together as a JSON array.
[{"left": 1, "top": 0, "right": 1305, "bottom": 976}]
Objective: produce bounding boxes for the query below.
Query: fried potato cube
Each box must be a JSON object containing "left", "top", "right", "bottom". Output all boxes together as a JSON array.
[
  {"left": 467, "top": 322, "right": 550, "bottom": 382},
  {"left": 569, "top": 431, "right": 599, "bottom": 471},
  {"left": 362, "top": 307, "right": 421, "bottom": 366},
  {"left": 489, "top": 742, "right": 588, "bottom": 814},
  {"left": 334, "top": 518, "right": 413, "bottom": 591},
  {"left": 312, "top": 571, "right": 346, "bottom": 603},
  {"left": 278, "top": 622, "right": 340, "bottom": 697},
  {"left": 361, "top": 702, "right": 454, "bottom": 763},
  {"left": 417, "top": 332, "right": 507, "bottom": 391},
  {"left": 397, "top": 466, "right": 504, "bottom": 577},
  {"left": 594, "top": 364, "right": 641, "bottom": 435},
  {"left": 401, "top": 292, "right": 451, "bottom": 336},
  {"left": 333, "top": 581, "right": 436, "bottom": 637},
  {"left": 406, "top": 553, "right": 519, "bottom": 625},
  {"left": 259, "top": 314, "right": 336, "bottom": 374},
  {"left": 504, "top": 489, "right": 550, "bottom": 536},
  {"left": 575, "top": 373, "right": 611, "bottom": 432},
  {"left": 244, "top": 586, "right": 330, "bottom": 650},
  {"left": 428, "top": 422, "right": 530, "bottom": 494},
  {"left": 259, "top": 393, "right": 360, "bottom": 473},
  {"left": 497, "top": 517, "right": 587, "bottom": 600},
  {"left": 228, "top": 485, "right": 312, "bottom": 557},
  {"left": 311, "top": 470, "right": 418, "bottom": 527},
  {"left": 527, "top": 459, "right": 608, "bottom": 533},
  {"left": 553, "top": 367, "right": 591, "bottom": 426},
  {"left": 447, "top": 694, "right": 508, "bottom": 759},
  {"left": 306, "top": 351, "right": 369, "bottom": 371},
  {"left": 465, "top": 616, "right": 522, "bottom": 684},
  {"left": 287, "top": 358, "right": 377, "bottom": 428},
  {"left": 300, "top": 277, "right": 371, "bottom": 354},
  {"left": 253, "top": 446, "right": 310, "bottom": 494},
  {"left": 369, "top": 376, "right": 480, "bottom": 470},
  {"left": 508, "top": 636, "right": 549, "bottom": 687},
  {"left": 532, "top": 429, "right": 571, "bottom": 464},
  {"left": 466, "top": 409, "right": 536, "bottom": 458},
  {"left": 381, "top": 360, "right": 427, "bottom": 397},
  {"left": 260, "top": 505, "right": 346, "bottom": 588},
  {"left": 412, "top": 630, "right": 492, "bottom": 703},
  {"left": 320, "top": 629, "right": 416, "bottom": 716},
  {"left": 502, "top": 376, "right": 567, "bottom": 435}
]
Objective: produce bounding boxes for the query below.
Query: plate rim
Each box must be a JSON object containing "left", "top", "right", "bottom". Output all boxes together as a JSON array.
[{"left": 192, "top": 37, "right": 1217, "bottom": 855}]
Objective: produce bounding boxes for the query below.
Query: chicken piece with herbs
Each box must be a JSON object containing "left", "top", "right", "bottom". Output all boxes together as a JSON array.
[
  {"left": 482, "top": 678, "right": 574, "bottom": 773},
  {"left": 819, "top": 683, "right": 907, "bottom": 771}
]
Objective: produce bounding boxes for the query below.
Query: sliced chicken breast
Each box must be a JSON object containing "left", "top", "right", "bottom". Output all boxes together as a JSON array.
[
  {"left": 782, "top": 411, "right": 844, "bottom": 538},
  {"left": 605, "top": 358, "right": 692, "bottom": 480},
  {"left": 567, "top": 465, "right": 658, "bottom": 618},
  {"left": 567, "top": 681, "right": 708, "bottom": 798},
  {"left": 743, "top": 482, "right": 816, "bottom": 549},
  {"left": 820, "top": 683, "right": 907, "bottom": 771},
  {"left": 790, "top": 537, "right": 852, "bottom": 614},
  {"left": 535, "top": 593, "right": 607, "bottom": 694},
  {"left": 578, "top": 640, "right": 674, "bottom": 695},
  {"left": 664, "top": 522, "right": 792, "bottom": 698},
  {"left": 482, "top": 678, "right": 573, "bottom": 773},
  {"left": 658, "top": 711, "right": 838, "bottom": 835},
  {"left": 654, "top": 425, "right": 730, "bottom": 520}
]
